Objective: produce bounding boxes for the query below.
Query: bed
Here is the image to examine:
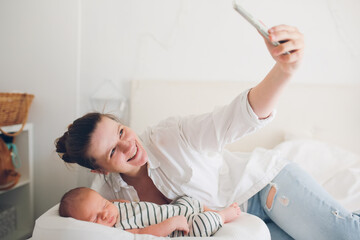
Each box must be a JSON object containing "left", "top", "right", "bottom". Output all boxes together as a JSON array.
[{"left": 31, "top": 81, "right": 360, "bottom": 239}]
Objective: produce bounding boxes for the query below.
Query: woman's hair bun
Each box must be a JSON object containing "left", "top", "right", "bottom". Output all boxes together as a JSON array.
[
  {"left": 55, "top": 131, "right": 76, "bottom": 163},
  {"left": 54, "top": 113, "right": 102, "bottom": 170},
  {"left": 55, "top": 131, "right": 68, "bottom": 153},
  {"left": 61, "top": 152, "right": 75, "bottom": 163}
]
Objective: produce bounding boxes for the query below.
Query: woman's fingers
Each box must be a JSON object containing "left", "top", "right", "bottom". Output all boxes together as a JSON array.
[
  {"left": 263, "top": 24, "right": 305, "bottom": 73},
  {"left": 271, "top": 37, "right": 304, "bottom": 57},
  {"left": 269, "top": 24, "right": 299, "bottom": 33},
  {"left": 269, "top": 29, "right": 303, "bottom": 45},
  {"left": 276, "top": 49, "right": 304, "bottom": 64}
]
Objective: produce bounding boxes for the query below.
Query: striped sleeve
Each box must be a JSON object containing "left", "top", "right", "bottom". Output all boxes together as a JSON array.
[{"left": 189, "top": 212, "right": 222, "bottom": 237}]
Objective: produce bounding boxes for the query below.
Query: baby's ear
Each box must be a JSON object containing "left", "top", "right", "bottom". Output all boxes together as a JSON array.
[{"left": 90, "top": 169, "right": 109, "bottom": 175}]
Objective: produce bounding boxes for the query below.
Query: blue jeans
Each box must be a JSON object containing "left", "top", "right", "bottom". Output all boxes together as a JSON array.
[{"left": 247, "top": 162, "right": 360, "bottom": 240}]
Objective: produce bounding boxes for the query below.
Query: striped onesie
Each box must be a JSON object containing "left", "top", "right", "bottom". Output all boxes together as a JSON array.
[{"left": 114, "top": 196, "right": 223, "bottom": 237}]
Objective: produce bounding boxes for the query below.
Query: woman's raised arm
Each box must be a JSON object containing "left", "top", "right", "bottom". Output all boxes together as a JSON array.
[{"left": 248, "top": 25, "right": 304, "bottom": 119}]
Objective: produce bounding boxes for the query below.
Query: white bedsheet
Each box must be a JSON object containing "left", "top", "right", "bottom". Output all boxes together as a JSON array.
[{"left": 274, "top": 139, "right": 360, "bottom": 212}]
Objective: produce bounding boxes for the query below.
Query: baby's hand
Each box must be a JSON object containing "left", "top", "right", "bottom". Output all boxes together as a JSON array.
[
  {"left": 263, "top": 25, "right": 305, "bottom": 74},
  {"left": 171, "top": 216, "right": 189, "bottom": 234}
]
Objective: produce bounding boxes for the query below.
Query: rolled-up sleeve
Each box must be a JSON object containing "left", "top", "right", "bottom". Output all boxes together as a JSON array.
[{"left": 180, "top": 89, "right": 275, "bottom": 153}]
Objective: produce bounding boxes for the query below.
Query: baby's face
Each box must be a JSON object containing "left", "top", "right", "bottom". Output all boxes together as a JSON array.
[{"left": 72, "top": 189, "right": 119, "bottom": 227}]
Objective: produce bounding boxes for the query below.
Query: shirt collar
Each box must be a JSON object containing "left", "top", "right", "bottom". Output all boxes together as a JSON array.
[{"left": 108, "top": 172, "right": 129, "bottom": 188}]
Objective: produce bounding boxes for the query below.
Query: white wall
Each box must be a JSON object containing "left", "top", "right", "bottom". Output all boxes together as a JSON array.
[
  {"left": 0, "top": 0, "right": 80, "bottom": 219},
  {"left": 0, "top": 0, "right": 359, "bottom": 222},
  {"left": 79, "top": 0, "right": 360, "bottom": 114}
]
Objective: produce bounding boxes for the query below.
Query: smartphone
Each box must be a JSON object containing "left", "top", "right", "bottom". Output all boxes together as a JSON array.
[{"left": 233, "top": 1, "right": 290, "bottom": 54}]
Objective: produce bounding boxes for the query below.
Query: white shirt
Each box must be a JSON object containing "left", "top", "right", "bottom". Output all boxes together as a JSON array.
[{"left": 92, "top": 89, "right": 288, "bottom": 211}]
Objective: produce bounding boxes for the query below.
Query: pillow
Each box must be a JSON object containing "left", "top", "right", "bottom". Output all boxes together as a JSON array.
[
  {"left": 31, "top": 204, "right": 270, "bottom": 240},
  {"left": 31, "top": 204, "right": 149, "bottom": 240}
]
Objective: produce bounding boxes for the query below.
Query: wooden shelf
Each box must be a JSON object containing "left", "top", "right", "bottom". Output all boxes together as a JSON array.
[
  {"left": 0, "top": 179, "right": 30, "bottom": 195},
  {"left": 0, "top": 123, "right": 34, "bottom": 240}
]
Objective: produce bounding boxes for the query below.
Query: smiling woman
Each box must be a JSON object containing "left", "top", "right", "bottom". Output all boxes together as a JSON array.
[
  {"left": 55, "top": 112, "right": 146, "bottom": 173},
  {"left": 55, "top": 112, "right": 171, "bottom": 205},
  {"left": 87, "top": 117, "right": 147, "bottom": 176}
]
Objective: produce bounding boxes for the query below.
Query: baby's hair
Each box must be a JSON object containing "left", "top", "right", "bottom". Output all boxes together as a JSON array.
[{"left": 59, "top": 187, "right": 90, "bottom": 218}]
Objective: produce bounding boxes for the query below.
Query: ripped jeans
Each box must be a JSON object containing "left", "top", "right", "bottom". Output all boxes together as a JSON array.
[{"left": 247, "top": 162, "right": 360, "bottom": 240}]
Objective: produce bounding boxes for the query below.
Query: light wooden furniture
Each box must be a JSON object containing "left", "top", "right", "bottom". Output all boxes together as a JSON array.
[{"left": 0, "top": 123, "right": 34, "bottom": 240}]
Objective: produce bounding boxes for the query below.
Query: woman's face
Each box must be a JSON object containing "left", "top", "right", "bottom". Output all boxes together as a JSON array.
[{"left": 88, "top": 116, "right": 148, "bottom": 176}]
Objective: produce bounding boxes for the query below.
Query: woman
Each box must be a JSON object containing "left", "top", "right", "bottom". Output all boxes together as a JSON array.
[{"left": 56, "top": 25, "right": 359, "bottom": 239}]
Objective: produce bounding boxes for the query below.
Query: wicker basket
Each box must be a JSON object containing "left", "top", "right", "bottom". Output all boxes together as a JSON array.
[{"left": 0, "top": 93, "right": 34, "bottom": 137}]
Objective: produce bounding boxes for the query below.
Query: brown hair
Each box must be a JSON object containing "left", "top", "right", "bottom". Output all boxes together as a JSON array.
[
  {"left": 55, "top": 112, "right": 120, "bottom": 170},
  {"left": 59, "top": 187, "right": 89, "bottom": 218}
]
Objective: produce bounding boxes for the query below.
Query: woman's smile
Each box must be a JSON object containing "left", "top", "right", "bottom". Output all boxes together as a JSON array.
[
  {"left": 89, "top": 116, "right": 148, "bottom": 174},
  {"left": 127, "top": 145, "right": 138, "bottom": 162}
]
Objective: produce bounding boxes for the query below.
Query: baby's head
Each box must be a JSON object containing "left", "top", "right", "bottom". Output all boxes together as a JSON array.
[{"left": 59, "top": 187, "right": 119, "bottom": 227}]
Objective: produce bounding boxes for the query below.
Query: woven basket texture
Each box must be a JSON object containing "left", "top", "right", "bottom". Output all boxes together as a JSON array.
[{"left": 0, "top": 93, "right": 34, "bottom": 127}]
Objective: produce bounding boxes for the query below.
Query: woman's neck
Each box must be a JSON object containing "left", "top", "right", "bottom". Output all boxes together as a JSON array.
[
  {"left": 120, "top": 163, "right": 171, "bottom": 204},
  {"left": 120, "top": 163, "right": 148, "bottom": 182}
]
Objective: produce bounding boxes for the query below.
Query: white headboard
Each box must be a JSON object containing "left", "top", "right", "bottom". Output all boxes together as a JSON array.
[{"left": 130, "top": 80, "right": 360, "bottom": 155}]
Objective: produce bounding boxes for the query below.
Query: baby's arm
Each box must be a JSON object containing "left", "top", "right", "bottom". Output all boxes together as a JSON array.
[
  {"left": 125, "top": 216, "right": 189, "bottom": 237},
  {"left": 204, "top": 203, "right": 241, "bottom": 223},
  {"left": 111, "top": 199, "right": 130, "bottom": 203}
]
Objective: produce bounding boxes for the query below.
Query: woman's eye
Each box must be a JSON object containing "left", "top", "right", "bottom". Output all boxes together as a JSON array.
[
  {"left": 110, "top": 148, "right": 115, "bottom": 158},
  {"left": 119, "top": 129, "right": 123, "bottom": 138}
]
